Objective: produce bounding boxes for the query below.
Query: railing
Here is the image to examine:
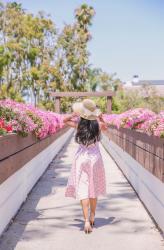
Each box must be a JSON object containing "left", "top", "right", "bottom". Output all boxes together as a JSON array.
[
  {"left": 0, "top": 126, "right": 69, "bottom": 185},
  {"left": 0, "top": 126, "right": 73, "bottom": 236},
  {"left": 102, "top": 126, "right": 164, "bottom": 233},
  {"left": 106, "top": 125, "right": 164, "bottom": 183}
]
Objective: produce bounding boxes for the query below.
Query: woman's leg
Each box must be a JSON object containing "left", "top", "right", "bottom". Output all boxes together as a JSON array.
[
  {"left": 80, "top": 198, "right": 90, "bottom": 221},
  {"left": 89, "top": 198, "right": 97, "bottom": 224},
  {"left": 80, "top": 198, "right": 92, "bottom": 233}
]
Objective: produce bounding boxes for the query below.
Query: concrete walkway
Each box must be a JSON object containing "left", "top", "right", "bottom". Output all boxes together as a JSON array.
[{"left": 0, "top": 137, "right": 164, "bottom": 250}]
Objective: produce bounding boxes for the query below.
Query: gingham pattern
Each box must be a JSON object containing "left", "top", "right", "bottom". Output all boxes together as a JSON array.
[{"left": 65, "top": 142, "right": 106, "bottom": 200}]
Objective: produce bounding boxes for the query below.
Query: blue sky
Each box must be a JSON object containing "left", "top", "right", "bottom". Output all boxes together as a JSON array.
[{"left": 4, "top": 0, "right": 164, "bottom": 81}]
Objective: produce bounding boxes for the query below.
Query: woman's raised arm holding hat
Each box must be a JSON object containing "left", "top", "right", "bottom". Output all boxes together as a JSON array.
[
  {"left": 63, "top": 112, "right": 78, "bottom": 128},
  {"left": 97, "top": 113, "right": 108, "bottom": 131}
]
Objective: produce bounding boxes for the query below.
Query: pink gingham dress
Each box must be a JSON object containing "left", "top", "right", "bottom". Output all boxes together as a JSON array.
[{"left": 65, "top": 140, "right": 106, "bottom": 200}]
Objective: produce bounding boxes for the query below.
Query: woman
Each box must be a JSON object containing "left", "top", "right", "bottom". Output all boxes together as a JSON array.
[{"left": 63, "top": 99, "right": 107, "bottom": 234}]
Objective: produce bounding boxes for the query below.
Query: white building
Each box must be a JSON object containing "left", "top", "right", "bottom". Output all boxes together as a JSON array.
[{"left": 123, "top": 75, "right": 164, "bottom": 96}]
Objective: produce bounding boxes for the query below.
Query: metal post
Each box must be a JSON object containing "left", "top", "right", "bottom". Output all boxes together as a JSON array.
[{"left": 34, "top": 87, "right": 37, "bottom": 107}]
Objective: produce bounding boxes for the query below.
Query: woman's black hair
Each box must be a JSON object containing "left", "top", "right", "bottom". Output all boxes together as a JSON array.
[{"left": 75, "top": 117, "right": 101, "bottom": 146}]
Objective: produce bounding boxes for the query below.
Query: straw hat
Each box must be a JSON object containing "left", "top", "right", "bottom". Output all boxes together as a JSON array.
[{"left": 72, "top": 99, "right": 101, "bottom": 120}]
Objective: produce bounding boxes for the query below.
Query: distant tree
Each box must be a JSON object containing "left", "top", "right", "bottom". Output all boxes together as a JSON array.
[
  {"left": 0, "top": 1, "right": 59, "bottom": 106},
  {"left": 0, "top": 1, "right": 128, "bottom": 113},
  {"left": 112, "top": 86, "right": 164, "bottom": 113},
  {"left": 138, "top": 84, "right": 164, "bottom": 112},
  {"left": 86, "top": 67, "right": 122, "bottom": 93},
  {"left": 56, "top": 4, "right": 95, "bottom": 91}
]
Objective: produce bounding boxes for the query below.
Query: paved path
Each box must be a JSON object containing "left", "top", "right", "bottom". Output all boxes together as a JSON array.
[{"left": 0, "top": 137, "right": 164, "bottom": 250}]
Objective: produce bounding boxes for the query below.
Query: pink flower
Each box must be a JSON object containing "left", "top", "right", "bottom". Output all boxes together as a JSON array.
[
  {"left": 104, "top": 108, "right": 164, "bottom": 138},
  {"left": 0, "top": 99, "right": 64, "bottom": 138}
]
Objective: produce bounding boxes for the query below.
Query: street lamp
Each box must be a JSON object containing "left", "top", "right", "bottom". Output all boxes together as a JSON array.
[{"left": 34, "top": 87, "right": 37, "bottom": 107}]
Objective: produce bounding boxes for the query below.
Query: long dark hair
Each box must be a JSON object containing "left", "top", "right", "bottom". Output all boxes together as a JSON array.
[{"left": 75, "top": 117, "right": 101, "bottom": 146}]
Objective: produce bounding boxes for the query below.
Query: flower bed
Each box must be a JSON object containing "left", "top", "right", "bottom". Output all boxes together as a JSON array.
[
  {"left": 104, "top": 125, "right": 164, "bottom": 182},
  {"left": 0, "top": 126, "right": 73, "bottom": 237},
  {"left": 0, "top": 118, "right": 13, "bottom": 135},
  {"left": 103, "top": 108, "right": 164, "bottom": 138},
  {"left": 102, "top": 127, "right": 164, "bottom": 234},
  {"left": 0, "top": 132, "right": 37, "bottom": 161},
  {"left": 0, "top": 99, "right": 64, "bottom": 139}
]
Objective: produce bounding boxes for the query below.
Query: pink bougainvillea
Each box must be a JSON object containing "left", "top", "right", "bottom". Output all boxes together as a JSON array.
[
  {"left": 1, "top": 99, "right": 163, "bottom": 138},
  {"left": 140, "top": 111, "right": 164, "bottom": 138},
  {"left": 104, "top": 108, "right": 164, "bottom": 138},
  {"left": 0, "top": 118, "right": 13, "bottom": 135},
  {"left": 0, "top": 99, "right": 64, "bottom": 139}
]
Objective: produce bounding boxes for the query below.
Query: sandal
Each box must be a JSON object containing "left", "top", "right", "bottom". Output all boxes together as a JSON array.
[
  {"left": 89, "top": 212, "right": 95, "bottom": 227},
  {"left": 84, "top": 220, "right": 92, "bottom": 234}
]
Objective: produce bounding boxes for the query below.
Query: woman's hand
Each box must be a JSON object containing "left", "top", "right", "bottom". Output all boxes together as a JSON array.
[
  {"left": 98, "top": 113, "right": 104, "bottom": 122},
  {"left": 72, "top": 112, "right": 79, "bottom": 118},
  {"left": 98, "top": 113, "right": 108, "bottom": 131},
  {"left": 63, "top": 113, "right": 77, "bottom": 122},
  {"left": 63, "top": 112, "right": 79, "bottom": 128},
  {"left": 99, "top": 121, "right": 108, "bottom": 131}
]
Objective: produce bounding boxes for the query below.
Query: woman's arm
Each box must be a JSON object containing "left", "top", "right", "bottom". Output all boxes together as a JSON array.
[
  {"left": 98, "top": 114, "right": 108, "bottom": 131},
  {"left": 63, "top": 113, "right": 78, "bottom": 128},
  {"left": 98, "top": 114, "right": 111, "bottom": 138}
]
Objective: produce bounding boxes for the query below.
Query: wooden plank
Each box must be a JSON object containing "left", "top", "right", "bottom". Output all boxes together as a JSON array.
[
  {"left": 107, "top": 96, "right": 112, "bottom": 113},
  {"left": 55, "top": 97, "right": 60, "bottom": 113},
  {"left": 0, "top": 127, "right": 69, "bottom": 185},
  {"left": 50, "top": 91, "right": 114, "bottom": 97},
  {"left": 106, "top": 126, "right": 164, "bottom": 183},
  {"left": 0, "top": 133, "right": 37, "bottom": 161}
]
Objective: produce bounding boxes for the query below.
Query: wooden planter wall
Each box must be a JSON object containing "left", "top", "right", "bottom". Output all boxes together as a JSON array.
[
  {"left": 0, "top": 126, "right": 69, "bottom": 185},
  {"left": 106, "top": 126, "right": 164, "bottom": 182}
]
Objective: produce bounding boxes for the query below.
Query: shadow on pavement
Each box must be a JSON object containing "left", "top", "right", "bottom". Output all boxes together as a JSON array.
[
  {"left": 0, "top": 140, "right": 71, "bottom": 250},
  {"left": 70, "top": 216, "right": 116, "bottom": 231}
]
